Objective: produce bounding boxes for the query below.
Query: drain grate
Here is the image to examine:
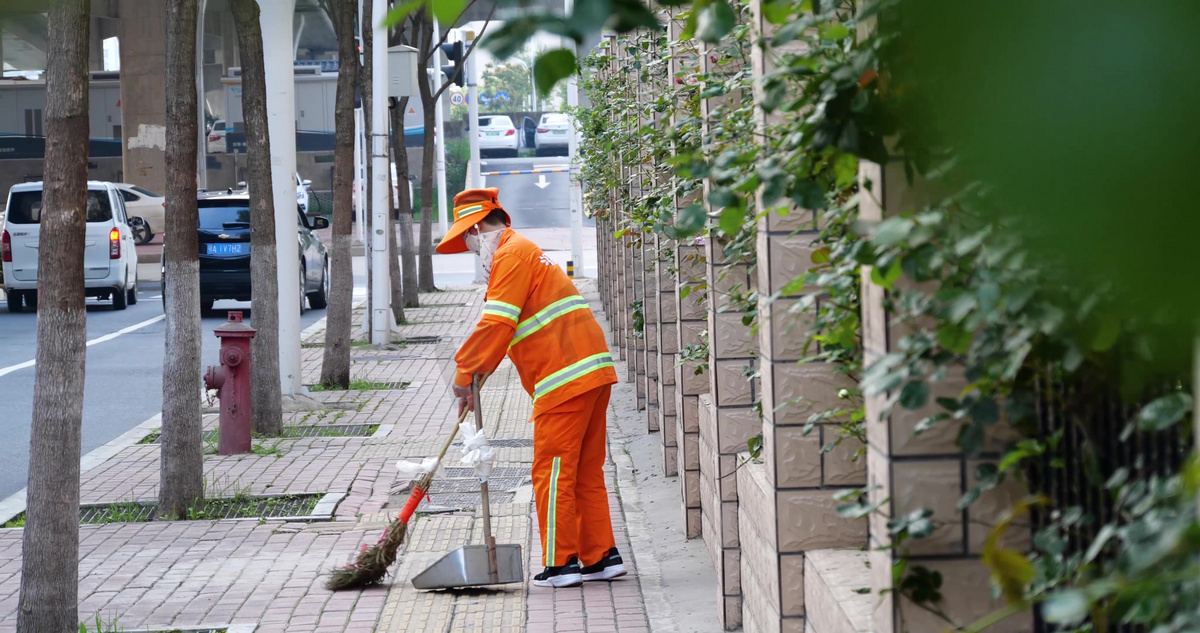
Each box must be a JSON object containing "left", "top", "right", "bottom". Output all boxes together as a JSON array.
[
  {"left": 355, "top": 353, "right": 430, "bottom": 361},
  {"left": 307, "top": 380, "right": 409, "bottom": 392},
  {"left": 440, "top": 467, "right": 528, "bottom": 479},
  {"left": 452, "top": 438, "right": 533, "bottom": 448},
  {"left": 400, "top": 335, "right": 442, "bottom": 344},
  {"left": 428, "top": 477, "right": 524, "bottom": 494},
  {"left": 4, "top": 494, "right": 325, "bottom": 527},
  {"left": 141, "top": 425, "right": 378, "bottom": 445},
  {"left": 417, "top": 492, "right": 514, "bottom": 512}
]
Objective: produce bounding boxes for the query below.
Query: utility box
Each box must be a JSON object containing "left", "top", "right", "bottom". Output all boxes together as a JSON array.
[{"left": 388, "top": 45, "right": 420, "bottom": 98}]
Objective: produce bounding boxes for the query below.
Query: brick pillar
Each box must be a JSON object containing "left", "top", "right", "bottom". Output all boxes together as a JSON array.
[
  {"left": 655, "top": 234, "right": 679, "bottom": 476},
  {"left": 696, "top": 39, "right": 757, "bottom": 631},
  {"left": 860, "top": 158, "right": 1030, "bottom": 633},
  {"left": 737, "top": 2, "right": 869, "bottom": 631},
  {"left": 674, "top": 241, "right": 707, "bottom": 538}
]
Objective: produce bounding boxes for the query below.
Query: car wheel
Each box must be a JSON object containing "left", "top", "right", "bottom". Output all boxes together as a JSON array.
[
  {"left": 127, "top": 275, "right": 138, "bottom": 305},
  {"left": 112, "top": 278, "right": 128, "bottom": 311},
  {"left": 308, "top": 257, "right": 329, "bottom": 309},
  {"left": 6, "top": 290, "right": 23, "bottom": 314},
  {"left": 298, "top": 263, "right": 307, "bottom": 315},
  {"left": 25, "top": 291, "right": 37, "bottom": 310},
  {"left": 131, "top": 218, "right": 153, "bottom": 245}
]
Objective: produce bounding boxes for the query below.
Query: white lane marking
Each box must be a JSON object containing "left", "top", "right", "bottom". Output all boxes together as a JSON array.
[{"left": 0, "top": 314, "right": 166, "bottom": 378}]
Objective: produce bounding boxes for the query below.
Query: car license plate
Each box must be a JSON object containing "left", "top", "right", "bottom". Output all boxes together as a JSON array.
[
  {"left": 207, "top": 243, "right": 248, "bottom": 255},
  {"left": 486, "top": 131, "right": 501, "bottom": 136},
  {"left": 554, "top": 130, "right": 567, "bottom": 135}
]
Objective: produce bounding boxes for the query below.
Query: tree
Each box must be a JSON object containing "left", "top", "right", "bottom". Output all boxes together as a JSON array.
[
  {"left": 230, "top": 0, "right": 282, "bottom": 437},
  {"left": 387, "top": 8, "right": 420, "bottom": 309},
  {"left": 480, "top": 62, "right": 532, "bottom": 114},
  {"left": 17, "top": 1, "right": 90, "bottom": 630},
  {"left": 414, "top": 5, "right": 493, "bottom": 292},
  {"left": 319, "top": 0, "right": 357, "bottom": 387},
  {"left": 158, "top": 0, "right": 205, "bottom": 521}
]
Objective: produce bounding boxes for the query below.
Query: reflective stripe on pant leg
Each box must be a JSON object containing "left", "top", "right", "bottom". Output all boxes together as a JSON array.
[{"left": 546, "top": 456, "right": 562, "bottom": 566}]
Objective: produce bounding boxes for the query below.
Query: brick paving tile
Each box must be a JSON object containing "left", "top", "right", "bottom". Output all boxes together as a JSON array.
[{"left": 0, "top": 283, "right": 657, "bottom": 633}]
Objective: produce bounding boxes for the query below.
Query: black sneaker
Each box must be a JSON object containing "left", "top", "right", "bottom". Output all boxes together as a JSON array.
[
  {"left": 581, "top": 548, "right": 627, "bottom": 581},
  {"left": 533, "top": 557, "right": 583, "bottom": 588}
]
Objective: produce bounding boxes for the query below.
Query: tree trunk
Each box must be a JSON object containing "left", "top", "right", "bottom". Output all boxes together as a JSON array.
[
  {"left": 319, "top": 0, "right": 356, "bottom": 387},
  {"left": 386, "top": 147, "right": 407, "bottom": 323},
  {"left": 360, "top": 0, "right": 373, "bottom": 331},
  {"left": 157, "top": 0, "right": 205, "bottom": 521},
  {"left": 416, "top": 14, "right": 437, "bottom": 292},
  {"left": 17, "top": 1, "right": 90, "bottom": 630},
  {"left": 389, "top": 99, "right": 420, "bottom": 308},
  {"left": 230, "top": 0, "right": 282, "bottom": 437}
]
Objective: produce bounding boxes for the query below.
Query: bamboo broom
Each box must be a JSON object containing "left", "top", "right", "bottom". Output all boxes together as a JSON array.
[{"left": 325, "top": 373, "right": 488, "bottom": 590}]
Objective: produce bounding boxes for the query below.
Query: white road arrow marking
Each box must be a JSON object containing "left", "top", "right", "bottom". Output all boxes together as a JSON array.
[{"left": 535, "top": 174, "right": 550, "bottom": 189}]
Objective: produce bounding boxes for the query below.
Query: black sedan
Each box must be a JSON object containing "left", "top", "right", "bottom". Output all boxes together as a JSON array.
[{"left": 162, "top": 191, "right": 330, "bottom": 315}]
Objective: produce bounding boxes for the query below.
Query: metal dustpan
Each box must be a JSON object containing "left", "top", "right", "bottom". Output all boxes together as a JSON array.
[{"left": 412, "top": 377, "right": 524, "bottom": 589}]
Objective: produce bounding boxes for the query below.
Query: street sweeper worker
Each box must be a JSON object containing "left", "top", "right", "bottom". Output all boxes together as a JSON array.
[{"left": 437, "top": 187, "right": 626, "bottom": 588}]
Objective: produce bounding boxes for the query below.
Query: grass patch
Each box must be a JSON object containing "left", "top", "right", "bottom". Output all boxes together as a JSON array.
[
  {"left": 309, "top": 379, "right": 408, "bottom": 392},
  {"left": 4, "top": 493, "right": 324, "bottom": 527}
]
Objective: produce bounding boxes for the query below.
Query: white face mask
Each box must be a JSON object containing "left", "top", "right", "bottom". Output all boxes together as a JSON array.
[
  {"left": 477, "top": 228, "right": 504, "bottom": 280},
  {"left": 464, "top": 229, "right": 482, "bottom": 254}
]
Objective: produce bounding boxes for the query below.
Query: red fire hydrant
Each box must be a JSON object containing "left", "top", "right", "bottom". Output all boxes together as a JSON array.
[{"left": 204, "top": 311, "right": 256, "bottom": 455}]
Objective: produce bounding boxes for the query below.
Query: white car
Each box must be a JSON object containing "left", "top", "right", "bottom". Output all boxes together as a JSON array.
[
  {"left": 2, "top": 181, "right": 140, "bottom": 313},
  {"left": 114, "top": 183, "right": 164, "bottom": 245},
  {"left": 207, "top": 119, "right": 228, "bottom": 154},
  {"left": 534, "top": 112, "right": 572, "bottom": 156},
  {"left": 477, "top": 115, "right": 519, "bottom": 158},
  {"left": 296, "top": 173, "right": 311, "bottom": 213}
]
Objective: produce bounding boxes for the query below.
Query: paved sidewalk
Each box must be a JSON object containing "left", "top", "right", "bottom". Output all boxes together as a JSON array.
[{"left": 0, "top": 279, "right": 663, "bottom": 633}]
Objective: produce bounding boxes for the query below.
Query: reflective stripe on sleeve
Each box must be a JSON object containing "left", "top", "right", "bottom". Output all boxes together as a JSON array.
[
  {"left": 481, "top": 300, "right": 521, "bottom": 324},
  {"left": 509, "top": 295, "right": 591, "bottom": 347},
  {"left": 533, "top": 352, "right": 615, "bottom": 401}
]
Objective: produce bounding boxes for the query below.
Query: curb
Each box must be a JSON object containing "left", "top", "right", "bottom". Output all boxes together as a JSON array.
[
  {"left": 0, "top": 413, "right": 162, "bottom": 526},
  {"left": 608, "top": 375, "right": 679, "bottom": 633}
]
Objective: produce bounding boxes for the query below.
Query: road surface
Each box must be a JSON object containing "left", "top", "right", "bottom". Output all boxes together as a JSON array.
[{"left": 478, "top": 156, "right": 595, "bottom": 229}]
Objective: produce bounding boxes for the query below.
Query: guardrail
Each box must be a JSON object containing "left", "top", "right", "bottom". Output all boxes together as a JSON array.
[{"left": 480, "top": 167, "right": 571, "bottom": 176}]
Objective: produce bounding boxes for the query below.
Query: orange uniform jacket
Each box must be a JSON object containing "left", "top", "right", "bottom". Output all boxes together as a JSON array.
[{"left": 454, "top": 228, "right": 617, "bottom": 415}]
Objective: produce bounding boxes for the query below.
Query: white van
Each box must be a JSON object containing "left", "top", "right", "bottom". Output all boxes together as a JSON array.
[{"left": 1, "top": 181, "right": 140, "bottom": 313}]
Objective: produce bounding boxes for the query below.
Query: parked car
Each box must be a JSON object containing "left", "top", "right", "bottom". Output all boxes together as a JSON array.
[
  {"left": 207, "top": 119, "right": 228, "bottom": 154},
  {"left": 114, "top": 183, "right": 164, "bottom": 245},
  {"left": 162, "top": 190, "right": 329, "bottom": 315},
  {"left": 296, "top": 173, "right": 311, "bottom": 213},
  {"left": 534, "top": 112, "right": 572, "bottom": 156},
  {"left": 2, "top": 181, "right": 140, "bottom": 312},
  {"left": 477, "top": 115, "right": 519, "bottom": 158}
]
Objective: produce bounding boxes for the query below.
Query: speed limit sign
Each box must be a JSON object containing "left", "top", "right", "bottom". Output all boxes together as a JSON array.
[{"left": 450, "top": 92, "right": 464, "bottom": 106}]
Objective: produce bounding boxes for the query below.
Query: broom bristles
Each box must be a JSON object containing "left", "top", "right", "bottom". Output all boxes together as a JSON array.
[{"left": 325, "top": 518, "right": 410, "bottom": 590}]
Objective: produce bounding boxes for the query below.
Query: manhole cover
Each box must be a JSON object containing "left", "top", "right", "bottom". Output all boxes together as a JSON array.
[
  {"left": 4, "top": 494, "right": 326, "bottom": 527},
  {"left": 428, "top": 477, "right": 524, "bottom": 494},
  {"left": 440, "top": 467, "right": 528, "bottom": 479}
]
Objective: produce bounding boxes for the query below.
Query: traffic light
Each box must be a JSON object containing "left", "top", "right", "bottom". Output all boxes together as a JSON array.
[{"left": 440, "top": 41, "right": 465, "bottom": 87}]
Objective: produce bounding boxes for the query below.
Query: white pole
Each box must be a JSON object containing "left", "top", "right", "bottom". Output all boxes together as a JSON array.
[
  {"left": 433, "top": 19, "right": 449, "bottom": 240},
  {"left": 197, "top": 0, "right": 208, "bottom": 189},
  {"left": 369, "top": 0, "right": 389, "bottom": 344},
  {"left": 466, "top": 31, "right": 485, "bottom": 284},
  {"left": 353, "top": 107, "right": 364, "bottom": 244},
  {"left": 565, "top": 0, "right": 583, "bottom": 276},
  {"left": 260, "top": 0, "right": 302, "bottom": 395}
]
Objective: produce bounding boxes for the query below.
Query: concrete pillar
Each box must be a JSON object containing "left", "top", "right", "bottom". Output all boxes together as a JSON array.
[
  {"left": 89, "top": 18, "right": 104, "bottom": 71},
  {"left": 696, "top": 38, "right": 757, "bottom": 630},
  {"left": 674, "top": 239, "right": 707, "bottom": 539},
  {"left": 259, "top": 0, "right": 303, "bottom": 396},
  {"left": 859, "top": 157, "right": 1030, "bottom": 632},
  {"left": 737, "top": 2, "right": 868, "bottom": 631},
  {"left": 118, "top": 0, "right": 168, "bottom": 194}
]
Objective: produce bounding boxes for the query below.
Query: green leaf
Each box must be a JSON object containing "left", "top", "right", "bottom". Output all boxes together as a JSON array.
[
  {"left": 674, "top": 203, "right": 707, "bottom": 236},
  {"left": 567, "top": 0, "right": 614, "bottom": 34},
  {"left": 696, "top": 1, "right": 736, "bottom": 43},
  {"left": 1137, "top": 392, "right": 1193, "bottom": 432},
  {"left": 534, "top": 49, "right": 577, "bottom": 97},
  {"left": 761, "top": 0, "right": 792, "bottom": 24},
  {"left": 811, "top": 247, "right": 831, "bottom": 264},
  {"left": 937, "top": 322, "right": 972, "bottom": 354},
  {"left": 608, "top": 0, "right": 663, "bottom": 32},
  {"left": 381, "top": 0, "right": 423, "bottom": 27},
  {"left": 986, "top": 548, "right": 1034, "bottom": 603},
  {"left": 1042, "top": 590, "right": 1090, "bottom": 625},
  {"left": 1090, "top": 315, "right": 1122, "bottom": 352},
  {"left": 898, "top": 381, "right": 930, "bottom": 410},
  {"left": 819, "top": 23, "right": 850, "bottom": 41},
  {"left": 430, "top": 0, "right": 468, "bottom": 24},
  {"left": 679, "top": 284, "right": 692, "bottom": 300},
  {"left": 872, "top": 217, "right": 915, "bottom": 247},
  {"left": 747, "top": 433, "right": 763, "bottom": 457},
  {"left": 780, "top": 277, "right": 805, "bottom": 296},
  {"left": 718, "top": 206, "right": 746, "bottom": 236},
  {"left": 708, "top": 187, "right": 737, "bottom": 208},
  {"left": 869, "top": 259, "right": 901, "bottom": 289}
]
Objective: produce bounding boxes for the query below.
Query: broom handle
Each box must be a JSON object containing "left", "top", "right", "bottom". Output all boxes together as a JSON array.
[{"left": 396, "top": 371, "right": 491, "bottom": 525}]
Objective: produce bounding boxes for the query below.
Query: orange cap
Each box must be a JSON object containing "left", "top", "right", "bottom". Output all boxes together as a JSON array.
[{"left": 436, "top": 188, "right": 512, "bottom": 254}]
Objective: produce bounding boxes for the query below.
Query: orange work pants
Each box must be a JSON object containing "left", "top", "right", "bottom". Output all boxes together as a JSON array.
[{"left": 532, "top": 384, "right": 615, "bottom": 568}]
